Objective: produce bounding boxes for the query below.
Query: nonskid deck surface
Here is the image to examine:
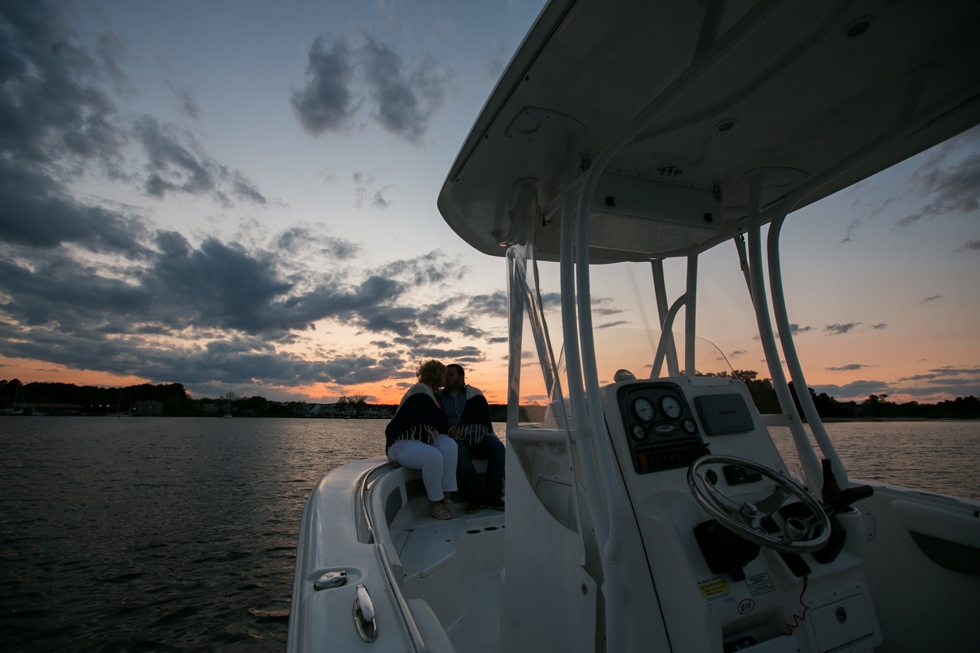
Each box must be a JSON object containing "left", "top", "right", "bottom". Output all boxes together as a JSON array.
[
  {"left": 389, "top": 498, "right": 505, "bottom": 653},
  {"left": 391, "top": 503, "right": 504, "bottom": 575}
]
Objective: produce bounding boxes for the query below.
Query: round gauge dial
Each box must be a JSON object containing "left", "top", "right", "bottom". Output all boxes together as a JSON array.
[
  {"left": 682, "top": 418, "right": 698, "bottom": 434},
  {"left": 660, "top": 396, "right": 682, "bottom": 419},
  {"left": 633, "top": 398, "right": 656, "bottom": 422},
  {"left": 631, "top": 424, "right": 647, "bottom": 441}
]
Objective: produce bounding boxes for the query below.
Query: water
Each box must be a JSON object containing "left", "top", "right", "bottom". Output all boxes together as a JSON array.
[
  {"left": 0, "top": 418, "right": 976, "bottom": 652},
  {"left": 768, "top": 421, "right": 980, "bottom": 500},
  {"left": 0, "top": 417, "right": 390, "bottom": 653}
]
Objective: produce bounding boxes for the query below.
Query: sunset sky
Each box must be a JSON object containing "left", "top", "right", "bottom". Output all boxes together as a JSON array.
[{"left": 1, "top": 1, "right": 978, "bottom": 405}]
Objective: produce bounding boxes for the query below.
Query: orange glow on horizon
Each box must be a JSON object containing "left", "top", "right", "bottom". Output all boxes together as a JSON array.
[{"left": 0, "top": 357, "right": 148, "bottom": 389}]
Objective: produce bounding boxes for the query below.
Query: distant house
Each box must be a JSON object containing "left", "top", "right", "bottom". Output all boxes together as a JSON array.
[
  {"left": 135, "top": 400, "right": 164, "bottom": 416},
  {"left": 32, "top": 403, "right": 83, "bottom": 415}
]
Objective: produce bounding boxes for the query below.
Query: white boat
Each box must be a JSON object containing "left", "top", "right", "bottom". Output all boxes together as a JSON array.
[{"left": 288, "top": 2, "right": 980, "bottom": 651}]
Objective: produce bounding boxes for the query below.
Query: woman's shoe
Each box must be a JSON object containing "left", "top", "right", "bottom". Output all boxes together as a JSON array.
[
  {"left": 430, "top": 502, "right": 454, "bottom": 520},
  {"left": 442, "top": 497, "right": 459, "bottom": 518}
]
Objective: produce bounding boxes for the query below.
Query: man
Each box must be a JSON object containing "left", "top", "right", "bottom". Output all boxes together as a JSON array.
[{"left": 438, "top": 364, "right": 505, "bottom": 514}]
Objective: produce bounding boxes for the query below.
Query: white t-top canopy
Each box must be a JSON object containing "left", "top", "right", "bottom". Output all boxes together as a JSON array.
[{"left": 437, "top": 0, "right": 980, "bottom": 262}]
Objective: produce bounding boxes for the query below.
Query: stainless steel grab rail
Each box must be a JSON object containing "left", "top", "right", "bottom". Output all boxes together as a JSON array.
[{"left": 356, "top": 462, "right": 429, "bottom": 652}]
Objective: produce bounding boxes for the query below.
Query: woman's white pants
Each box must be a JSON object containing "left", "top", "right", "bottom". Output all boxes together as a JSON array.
[{"left": 387, "top": 435, "right": 458, "bottom": 502}]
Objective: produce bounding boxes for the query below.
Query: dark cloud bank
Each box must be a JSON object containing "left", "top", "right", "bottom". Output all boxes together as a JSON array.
[{"left": 0, "top": 3, "right": 490, "bottom": 397}]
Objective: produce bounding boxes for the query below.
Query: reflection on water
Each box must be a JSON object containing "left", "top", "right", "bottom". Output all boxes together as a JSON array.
[
  {"left": 0, "top": 417, "right": 389, "bottom": 652},
  {"left": 769, "top": 420, "right": 980, "bottom": 500},
  {"left": 0, "top": 417, "right": 974, "bottom": 651}
]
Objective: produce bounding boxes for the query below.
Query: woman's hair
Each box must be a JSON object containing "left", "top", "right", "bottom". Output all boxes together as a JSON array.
[{"left": 416, "top": 359, "right": 446, "bottom": 387}]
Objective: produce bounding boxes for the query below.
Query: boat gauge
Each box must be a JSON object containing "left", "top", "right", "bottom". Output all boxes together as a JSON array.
[
  {"left": 631, "top": 424, "right": 647, "bottom": 441},
  {"left": 682, "top": 418, "right": 698, "bottom": 434},
  {"left": 660, "top": 395, "right": 682, "bottom": 419},
  {"left": 633, "top": 398, "right": 656, "bottom": 422}
]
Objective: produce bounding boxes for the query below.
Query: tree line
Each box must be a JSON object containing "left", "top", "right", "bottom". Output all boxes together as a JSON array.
[{"left": 2, "top": 374, "right": 976, "bottom": 419}]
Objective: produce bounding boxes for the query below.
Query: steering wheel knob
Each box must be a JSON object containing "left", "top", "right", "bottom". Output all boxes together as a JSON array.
[{"left": 784, "top": 517, "right": 809, "bottom": 542}]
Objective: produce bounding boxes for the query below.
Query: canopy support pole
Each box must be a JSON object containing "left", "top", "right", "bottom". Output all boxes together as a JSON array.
[
  {"left": 651, "top": 260, "right": 679, "bottom": 376},
  {"left": 746, "top": 172, "right": 823, "bottom": 490},
  {"left": 505, "top": 247, "right": 525, "bottom": 433},
  {"left": 559, "top": 131, "right": 611, "bottom": 576},
  {"left": 734, "top": 234, "right": 754, "bottom": 308},
  {"left": 767, "top": 214, "right": 849, "bottom": 485},
  {"left": 650, "top": 293, "right": 689, "bottom": 379},
  {"left": 684, "top": 254, "right": 699, "bottom": 375}
]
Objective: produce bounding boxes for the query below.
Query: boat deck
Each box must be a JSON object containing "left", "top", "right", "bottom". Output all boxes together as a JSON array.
[{"left": 388, "top": 497, "right": 505, "bottom": 653}]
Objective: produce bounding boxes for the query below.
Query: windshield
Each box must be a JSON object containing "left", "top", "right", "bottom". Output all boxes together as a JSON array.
[{"left": 514, "top": 257, "right": 760, "bottom": 422}]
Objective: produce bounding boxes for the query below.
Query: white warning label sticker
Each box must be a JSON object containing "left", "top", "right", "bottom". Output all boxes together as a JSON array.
[{"left": 745, "top": 573, "right": 776, "bottom": 597}]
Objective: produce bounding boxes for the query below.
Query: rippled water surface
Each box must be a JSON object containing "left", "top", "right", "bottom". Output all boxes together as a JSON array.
[
  {"left": 769, "top": 421, "right": 980, "bottom": 500},
  {"left": 0, "top": 417, "right": 390, "bottom": 653},
  {"left": 1, "top": 417, "right": 977, "bottom": 651}
]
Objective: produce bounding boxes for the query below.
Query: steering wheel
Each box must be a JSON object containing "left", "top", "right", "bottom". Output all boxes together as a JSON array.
[{"left": 687, "top": 455, "right": 831, "bottom": 553}]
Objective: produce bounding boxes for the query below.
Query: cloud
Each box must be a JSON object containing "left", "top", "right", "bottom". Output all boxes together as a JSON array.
[
  {"left": 135, "top": 116, "right": 266, "bottom": 205},
  {"left": 824, "top": 322, "right": 859, "bottom": 335},
  {"left": 591, "top": 297, "right": 624, "bottom": 317},
  {"left": 890, "top": 366, "right": 980, "bottom": 400},
  {"left": 0, "top": 159, "right": 149, "bottom": 255},
  {"left": 812, "top": 380, "right": 892, "bottom": 400},
  {"left": 373, "top": 185, "right": 394, "bottom": 208},
  {"left": 353, "top": 171, "right": 396, "bottom": 209},
  {"left": 896, "top": 139, "right": 980, "bottom": 228},
  {"left": 872, "top": 323, "right": 887, "bottom": 330},
  {"left": 839, "top": 218, "right": 861, "bottom": 244},
  {"left": 0, "top": 3, "right": 126, "bottom": 172},
  {"left": 0, "top": 0, "right": 267, "bottom": 261},
  {"left": 167, "top": 80, "right": 201, "bottom": 120},
  {"left": 486, "top": 337, "right": 507, "bottom": 344},
  {"left": 0, "top": 5, "right": 484, "bottom": 393},
  {"left": 0, "top": 320, "right": 408, "bottom": 391},
  {"left": 921, "top": 295, "right": 942, "bottom": 303},
  {"left": 960, "top": 239, "right": 980, "bottom": 251},
  {"left": 391, "top": 334, "right": 451, "bottom": 348},
  {"left": 409, "top": 345, "right": 484, "bottom": 364},
  {"left": 596, "top": 320, "right": 629, "bottom": 329},
  {"left": 480, "top": 42, "right": 510, "bottom": 83},
  {"left": 378, "top": 250, "right": 464, "bottom": 286},
  {"left": 729, "top": 350, "right": 747, "bottom": 358},
  {"left": 290, "top": 36, "right": 357, "bottom": 135},
  {"left": 466, "top": 291, "right": 508, "bottom": 318},
  {"left": 0, "top": 202, "right": 497, "bottom": 388},
  {"left": 896, "top": 366, "right": 980, "bottom": 382},
  {"left": 826, "top": 364, "right": 875, "bottom": 371},
  {"left": 752, "top": 323, "right": 813, "bottom": 341},
  {"left": 361, "top": 35, "right": 449, "bottom": 144},
  {"left": 290, "top": 34, "right": 450, "bottom": 145},
  {"left": 274, "top": 226, "right": 358, "bottom": 260}
]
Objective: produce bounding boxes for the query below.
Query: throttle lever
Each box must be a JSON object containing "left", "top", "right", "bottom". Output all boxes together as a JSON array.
[{"left": 822, "top": 484, "right": 874, "bottom": 519}]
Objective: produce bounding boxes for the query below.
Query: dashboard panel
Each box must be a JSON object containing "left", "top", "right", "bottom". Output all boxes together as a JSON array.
[{"left": 616, "top": 382, "right": 710, "bottom": 474}]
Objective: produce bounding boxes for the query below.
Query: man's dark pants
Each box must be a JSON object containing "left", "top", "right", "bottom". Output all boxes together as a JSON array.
[{"left": 455, "top": 433, "right": 505, "bottom": 501}]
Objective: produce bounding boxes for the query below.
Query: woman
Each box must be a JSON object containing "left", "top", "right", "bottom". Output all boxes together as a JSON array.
[{"left": 384, "top": 360, "right": 459, "bottom": 520}]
